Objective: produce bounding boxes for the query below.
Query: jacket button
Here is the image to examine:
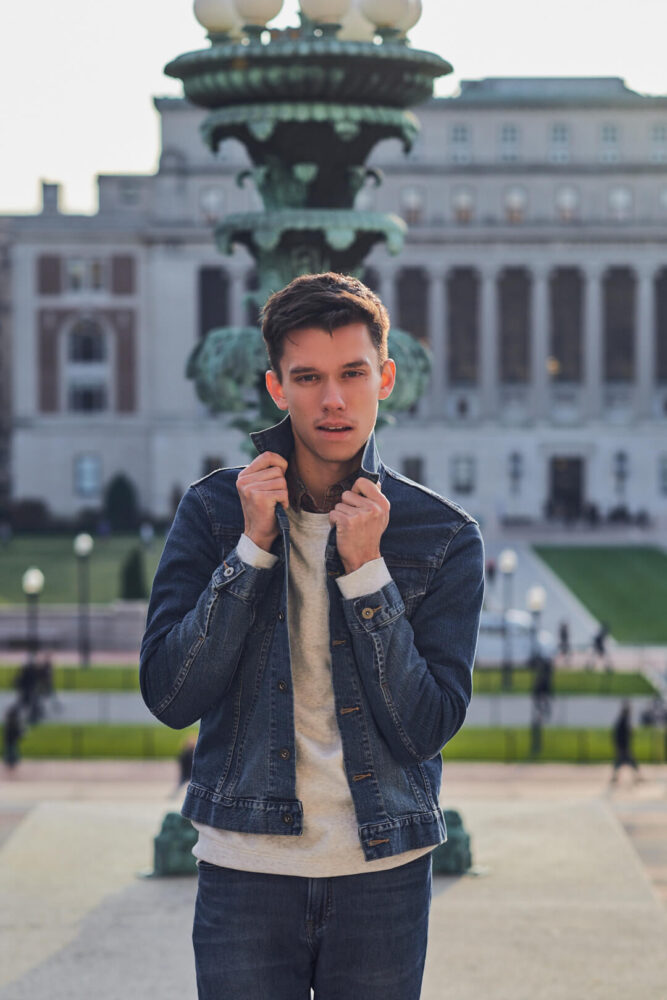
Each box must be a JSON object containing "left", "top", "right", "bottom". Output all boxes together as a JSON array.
[
  {"left": 282, "top": 813, "right": 293, "bottom": 825},
  {"left": 278, "top": 681, "right": 288, "bottom": 692},
  {"left": 279, "top": 747, "right": 290, "bottom": 760},
  {"left": 223, "top": 565, "right": 234, "bottom": 578},
  {"left": 277, "top": 610, "right": 285, "bottom": 621},
  {"left": 361, "top": 607, "right": 375, "bottom": 620}
]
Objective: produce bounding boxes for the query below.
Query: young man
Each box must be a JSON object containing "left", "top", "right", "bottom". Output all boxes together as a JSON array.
[{"left": 140, "top": 272, "right": 484, "bottom": 1000}]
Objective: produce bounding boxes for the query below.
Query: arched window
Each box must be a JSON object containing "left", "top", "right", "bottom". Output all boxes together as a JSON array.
[{"left": 68, "top": 319, "right": 106, "bottom": 362}]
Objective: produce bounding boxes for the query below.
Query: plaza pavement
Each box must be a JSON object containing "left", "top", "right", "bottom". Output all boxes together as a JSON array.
[{"left": 1, "top": 760, "right": 666, "bottom": 1000}]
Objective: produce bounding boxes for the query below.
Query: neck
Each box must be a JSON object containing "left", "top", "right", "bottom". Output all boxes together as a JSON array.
[{"left": 292, "top": 445, "right": 362, "bottom": 507}]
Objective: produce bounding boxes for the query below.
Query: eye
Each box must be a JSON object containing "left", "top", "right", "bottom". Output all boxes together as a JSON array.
[
  {"left": 343, "top": 370, "right": 365, "bottom": 378},
  {"left": 294, "top": 373, "right": 319, "bottom": 383}
]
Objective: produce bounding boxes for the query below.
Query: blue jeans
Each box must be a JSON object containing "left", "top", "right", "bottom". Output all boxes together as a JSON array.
[{"left": 192, "top": 854, "right": 432, "bottom": 999}]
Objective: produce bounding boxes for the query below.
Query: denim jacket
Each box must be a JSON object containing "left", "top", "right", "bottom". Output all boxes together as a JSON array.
[{"left": 140, "top": 416, "right": 484, "bottom": 862}]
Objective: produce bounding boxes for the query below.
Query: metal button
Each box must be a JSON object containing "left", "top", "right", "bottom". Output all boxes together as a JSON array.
[
  {"left": 279, "top": 748, "right": 290, "bottom": 760},
  {"left": 361, "top": 607, "right": 375, "bottom": 620},
  {"left": 277, "top": 610, "right": 285, "bottom": 621},
  {"left": 282, "top": 813, "right": 293, "bottom": 825},
  {"left": 278, "top": 681, "right": 288, "bottom": 693},
  {"left": 223, "top": 565, "right": 234, "bottom": 578}
]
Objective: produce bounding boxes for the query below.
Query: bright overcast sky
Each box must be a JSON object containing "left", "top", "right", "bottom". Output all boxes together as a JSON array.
[{"left": 1, "top": 0, "right": 665, "bottom": 214}]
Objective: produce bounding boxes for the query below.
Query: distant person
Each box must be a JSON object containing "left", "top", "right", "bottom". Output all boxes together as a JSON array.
[
  {"left": 485, "top": 557, "right": 496, "bottom": 587},
  {"left": 532, "top": 655, "right": 553, "bottom": 720},
  {"left": 176, "top": 735, "right": 196, "bottom": 791},
  {"left": 592, "top": 623, "right": 611, "bottom": 671},
  {"left": 558, "top": 621, "right": 571, "bottom": 664},
  {"left": 3, "top": 703, "right": 23, "bottom": 770},
  {"left": 611, "top": 701, "right": 641, "bottom": 784},
  {"left": 15, "top": 658, "right": 42, "bottom": 723}
]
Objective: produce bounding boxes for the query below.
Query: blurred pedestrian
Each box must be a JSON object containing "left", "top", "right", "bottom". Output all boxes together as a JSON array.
[
  {"left": 15, "top": 657, "right": 42, "bottom": 723},
  {"left": 611, "top": 701, "right": 641, "bottom": 784},
  {"left": 558, "top": 621, "right": 571, "bottom": 664},
  {"left": 592, "top": 623, "right": 611, "bottom": 671},
  {"left": 172, "top": 735, "right": 197, "bottom": 797},
  {"left": 3, "top": 703, "right": 23, "bottom": 770},
  {"left": 532, "top": 655, "right": 553, "bottom": 720}
]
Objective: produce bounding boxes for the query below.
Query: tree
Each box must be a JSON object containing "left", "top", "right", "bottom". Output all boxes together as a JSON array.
[
  {"left": 120, "top": 546, "right": 147, "bottom": 600},
  {"left": 104, "top": 474, "right": 139, "bottom": 531}
]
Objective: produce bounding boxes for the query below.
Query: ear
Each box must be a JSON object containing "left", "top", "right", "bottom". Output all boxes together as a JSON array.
[
  {"left": 265, "top": 369, "right": 289, "bottom": 410},
  {"left": 378, "top": 358, "right": 396, "bottom": 401}
]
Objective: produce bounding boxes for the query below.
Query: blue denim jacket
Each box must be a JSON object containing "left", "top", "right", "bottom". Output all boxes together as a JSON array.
[{"left": 140, "top": 416, "right": 484, "bottom": 862}]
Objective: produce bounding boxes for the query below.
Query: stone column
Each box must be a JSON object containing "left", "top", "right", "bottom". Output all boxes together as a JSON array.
[
  {"left": 480, "top": 267, "right": 499, "bottom": 419},
  {"left": 583, "top": 265, "right": 603, "bottom": 419},
  {"left": 636, "top": 268, "right": 655, "bottom": 420},
  {"left": 530, "top": 267, "right": 550, "bottom": 421},
  {"left": 229, "top": 271, "right": 246, "bottom": 327},
  {"left": 427, "top": 267, "right": 447, "bottom": 415},
  {"left": 378, "top": 265, "right": 399, "bottom": 329}
]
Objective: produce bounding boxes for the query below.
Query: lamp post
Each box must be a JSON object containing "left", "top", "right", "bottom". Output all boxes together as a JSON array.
[
  {"left": 22, "top": 567, "right": 45, "bottom": 655},
  {"left": 526, "top": 585, "right": 547, "bottom": 667},
  {"left": 498, "top": 548, "right": 518, "bottom": 689},
  {"left": 74, "top": 533, "right": 94, "bottom": 669}
]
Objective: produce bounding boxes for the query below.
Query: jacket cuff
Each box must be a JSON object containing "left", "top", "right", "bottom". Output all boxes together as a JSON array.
[
  {"left": 236, "top": 533, "right": 279, "bottom": 570},
  {"left": 336, "top": 558, "right": 392, "bottom": 600}
]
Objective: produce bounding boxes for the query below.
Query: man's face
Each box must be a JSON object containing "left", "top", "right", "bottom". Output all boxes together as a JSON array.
[{"left": 265, "top": 322, "right": 395, "bottom": 477}]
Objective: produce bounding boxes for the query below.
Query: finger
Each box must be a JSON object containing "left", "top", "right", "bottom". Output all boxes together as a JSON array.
[
  {"left": 338, "top": 490, "right": 372, "bottom": 509},
  {"left": 246, "top": 451, "right": 288, "bottom": 473},
  {"left": 351, "top": 477, "right": 383, "bottom": 498},
  {"left": 239, "top": 466, "right": 287, "bottom": 486}
]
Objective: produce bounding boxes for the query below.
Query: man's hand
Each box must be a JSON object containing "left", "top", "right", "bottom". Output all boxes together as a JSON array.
[
  {"left": 329, "top": 478, "right": 390, "bottom": 575},
  {"left": 236, "top": 452, "right": 289, "bottom": 552}
]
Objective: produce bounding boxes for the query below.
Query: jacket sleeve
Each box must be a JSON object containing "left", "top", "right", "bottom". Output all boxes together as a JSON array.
[
  {"left": 338, "top": 519, "right": 484, "bottom": 765},
  {"left": 139, "top": 485, "right": 278, "bottom": 729}
]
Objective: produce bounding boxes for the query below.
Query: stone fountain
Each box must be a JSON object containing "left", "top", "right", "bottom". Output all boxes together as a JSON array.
[{"left": 168, "top": 0, "right": 451, "bottom": 430}]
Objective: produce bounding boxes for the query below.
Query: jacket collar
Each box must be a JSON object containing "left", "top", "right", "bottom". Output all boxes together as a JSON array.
[{"left": 250, "top": 414, "right": 382, "bottom": 485}]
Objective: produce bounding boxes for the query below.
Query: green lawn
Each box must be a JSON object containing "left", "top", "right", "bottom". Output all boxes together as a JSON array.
[
  {"left": 4, "top": 722, "right": 664, "bottom": 763},
  {"left": 0, "top": 535, "right": 165, "bottom": 605},
  {"left": 0, "top": 663, "right": 655, "bottom": 695},
  {"left": 533, "top": 546, "right": 667, "bottom": 644}
]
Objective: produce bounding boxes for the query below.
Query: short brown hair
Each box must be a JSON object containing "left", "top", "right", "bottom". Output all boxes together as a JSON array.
[{"left": 260, "top": 272, "right": 390, "bottom": 378}]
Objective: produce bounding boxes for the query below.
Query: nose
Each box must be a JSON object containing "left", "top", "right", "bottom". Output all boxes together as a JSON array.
[{"left": 320, "top": 378, "right": 345, "bottom": 410}]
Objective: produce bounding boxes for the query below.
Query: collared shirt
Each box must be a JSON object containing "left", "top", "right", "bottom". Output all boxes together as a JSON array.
[{"left": 286, "top": 464, "right": 358, "bottom": 514}]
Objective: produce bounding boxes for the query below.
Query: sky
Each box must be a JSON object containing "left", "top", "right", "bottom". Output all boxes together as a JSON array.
[{"left": 1, "top": 0, "right": 665, "bottom": 215}]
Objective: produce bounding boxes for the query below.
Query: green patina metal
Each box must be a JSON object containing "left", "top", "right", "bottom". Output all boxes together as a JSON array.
[{"left": 166, "top": 17, "right": 450, "bottom": 426}]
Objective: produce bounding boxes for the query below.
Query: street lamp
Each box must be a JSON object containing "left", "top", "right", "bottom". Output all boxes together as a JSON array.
[
  {"left": 498, "top": 548, "right": 518, "bottom": 689},
  {"left": 74, "top": 533, "right": 94, "bottom": 669},
  {"left": 22, "top": 567, "right": 45, "bottom": 655},
  {"left": 526, "top": 584, "right": 547, "bottom": 666}
]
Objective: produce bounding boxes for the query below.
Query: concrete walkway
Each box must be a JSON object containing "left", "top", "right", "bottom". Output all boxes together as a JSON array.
[{"left": 1, "top": 761, "right": 666, "bottom": 1000}]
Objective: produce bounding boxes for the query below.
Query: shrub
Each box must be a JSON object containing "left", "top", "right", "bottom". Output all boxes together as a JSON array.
[{"left": 120, "top": 546, "right": 148, "bottom": 600}]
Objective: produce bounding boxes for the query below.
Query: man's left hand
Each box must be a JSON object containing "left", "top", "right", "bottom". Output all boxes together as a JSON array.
[{"left": 329, "top": 478, "right": 390, "bottom": 575}]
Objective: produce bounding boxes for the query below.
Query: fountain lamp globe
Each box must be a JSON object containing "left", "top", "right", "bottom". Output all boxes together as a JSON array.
[
  {"left": 194, "top": 0, "right": 242, "bottom": 33},
  {"left": 337, "top": 1, "right": 375, "bottom": 40},
  {"left": 360, "top": 0, "right": 410, "bottom": 29},
  {"left": 300, "top": 0, "right": 351, "bottom": 24},
  {"left": 396, "top": 0, "right": 422, "bottom": 34},
  {"left": 233, "top": 0, "right": 284, "bottom": 25}
]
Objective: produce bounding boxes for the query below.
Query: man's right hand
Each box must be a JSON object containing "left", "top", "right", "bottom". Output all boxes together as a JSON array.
[{"left": 236, "top": 452, "right": 289, "bottom": 552}]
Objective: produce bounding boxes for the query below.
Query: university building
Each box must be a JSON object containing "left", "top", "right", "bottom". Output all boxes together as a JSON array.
[{"left": 4, "top": 77, "right": 667, "bottom": 533}]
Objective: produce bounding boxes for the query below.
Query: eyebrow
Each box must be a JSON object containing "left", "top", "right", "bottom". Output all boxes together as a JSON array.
[{"left": 288, "top": 359, "right": 371, "bottom": 376}]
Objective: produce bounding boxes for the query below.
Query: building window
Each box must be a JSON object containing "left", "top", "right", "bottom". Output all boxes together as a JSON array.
[
  {"left": 550, "top": 268, "right": 583, "bottom": 381},
  {"left": 651, "top": 124, "right": 667, "bottom": 163},
  {"left": 600, "top": 123, "right": 619, "bottom": 163},
  {"left": 549, "top": 123, "right": 570, "bottom": 163},
  {"left": 68, "top": 385, "right": 108, "bottom": 412},
  {"left": 608, "top": 186, "right": 633, "bottom": 221},
  {"left": 400, "top": 187, "right": 424, "bottom": 225},
  {"left": 199, "top": 267, "right": 229, "bottom": 339},
  {"left": 452, "top": 188, "right": 474, "bottom": 223},
  {"left": 504, "top": 186, "right": 527, "bottom": 223},
  {"left": 402, "top": 457, "right": 424, "bottom": 483},
  {"left": 659, "top": 456, "right": 667, "bottom": 495},
  {"left": 447, "top": 268, "right": 479, "bottom": 384},
  {"left": 499, "top": 123, "right": 519, "bottom": 163},
  {"left": 69, "top": 320, "right": 106, "bottom": 362},
  {"left": 603, "top": 268, "right": 636, "bottom": 382},
  {"left": 508, "top": 452, "right": 523, "bottom": 496},
  {"left": 451, "top": 455, "right": 475, "bottom": 494},
  {"left": 397, "top": 268, "right": 429, "bottom": 342},
  {"left": 656, "top": 268, "right": 667, "bottom": 382},
  {"left": 74, "top": 454, "right": 102, "bottom": 498},
  {"left": 499, "top": 269, "right": 531, "bottom": 383},
  {"left": 555, "top": 185, "right": 579, "bottom": 222},
  {"left": 450, "top": 123, "right": 471, "bottom": 164},
  {"left": 66, "top": 257, "right": 106, "bottom": 293}
]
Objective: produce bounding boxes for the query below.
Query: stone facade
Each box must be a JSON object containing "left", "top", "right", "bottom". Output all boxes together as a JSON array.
[{"left": 4, "top": 78, "right": 667, "bottom": 534}]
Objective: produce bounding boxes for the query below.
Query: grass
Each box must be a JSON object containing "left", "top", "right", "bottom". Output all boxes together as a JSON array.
[
  {"left": 534, "top": 545, "right": 667, "bottom": 644},
  {"left": 0, "top": 664, "right": 656, "bottom": 695},
  {"left": 3, "top": 722, "right": 664, "bottom": 763},
  {"left": 0, "top": 535, "right": 165, "bottom": 605}
]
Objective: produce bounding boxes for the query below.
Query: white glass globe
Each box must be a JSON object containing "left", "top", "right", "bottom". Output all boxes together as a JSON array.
[
  {"left": 73, "top": 533, "right": 94, "bottom": 558},
  {"left": 338, "top": 2, "right": 375, "bottom": 39},
  {"left": 300, "top": 0, "right": 351, "bottom": 23},
  {"left": 194, "top": 0, "right": 242, "bottom": 33},
  {"left": 359, "top": 0, "right": 409, "bottom": 29},
  {"left": 396, "top": 0, "right": 422, "bottom": 34},
  {"left": 22, "top": 567, "right": 45, "bottom": 596},
  {"left": 233, "top": 0, "right": 284, "bottom": 26}
]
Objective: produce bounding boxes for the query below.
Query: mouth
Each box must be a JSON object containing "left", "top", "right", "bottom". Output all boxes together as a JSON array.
[{"left": 316, "top": 423, "right": 354, "bottom": 434}]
